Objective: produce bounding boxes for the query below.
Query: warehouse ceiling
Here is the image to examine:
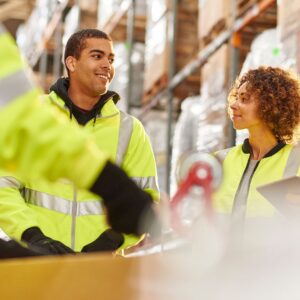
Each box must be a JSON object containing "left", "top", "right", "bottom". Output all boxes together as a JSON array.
[{"left": 0, "top": 0, "right": 35, "bottom": 37}]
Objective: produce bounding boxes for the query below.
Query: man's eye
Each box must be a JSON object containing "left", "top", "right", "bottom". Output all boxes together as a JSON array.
[{"left": 109, "top": 58, "right": 115, "bottom": 64}]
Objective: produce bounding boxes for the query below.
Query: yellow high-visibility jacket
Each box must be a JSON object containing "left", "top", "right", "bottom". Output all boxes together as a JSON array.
[
  {"left": 0, "top": 24, "right": 108, "bottom": 189},
  {"left": 0, "top": 83, "right": 159, "bottom": 250},
  {"left": 213, "top": 139, "right": 300, "bottom": 217}
]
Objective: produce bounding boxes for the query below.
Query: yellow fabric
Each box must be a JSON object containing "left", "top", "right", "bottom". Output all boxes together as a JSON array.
[
  {"left": 0, "top": 32, "right": 25, "bottom": 79},
  {"left": 0, "top": 91, "right": 107, "bottom": 189},
  {"left": 213, "top": 144, "right": 300, "bottom": 217},
  {"left": 48, "top": 92, "right": 159, "bottom": 199}
]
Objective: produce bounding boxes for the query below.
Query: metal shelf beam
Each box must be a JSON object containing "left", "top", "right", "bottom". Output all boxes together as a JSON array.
[{"left": 102, "top": 0, "right": 132, "bottom": 34}]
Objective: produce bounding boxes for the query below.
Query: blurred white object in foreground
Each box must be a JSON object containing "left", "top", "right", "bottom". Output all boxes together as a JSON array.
[{"left": 135, "top": 151, "right": 300, "bottom": 299}]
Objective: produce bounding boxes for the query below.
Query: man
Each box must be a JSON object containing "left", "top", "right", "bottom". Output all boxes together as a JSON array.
[
  {"left": 0, "top": 24, "right": 160, "bottom": 257},
  {"left": 0, "top": 28, "right": 159, "bottom": 255}
]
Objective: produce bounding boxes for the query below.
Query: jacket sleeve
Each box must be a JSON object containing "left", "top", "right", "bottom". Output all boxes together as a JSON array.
[
  {"left": 117, "top": 117, "right": 159, "bottom": 249},
  {"left": 0, "top": 170, "right": 39, "bottom": 240},
  {"left": 121, "top": 117, "right": 160, "bottom": 201},
  {"left": 0, "top": 26, "right": 109, "bottom": 189}
]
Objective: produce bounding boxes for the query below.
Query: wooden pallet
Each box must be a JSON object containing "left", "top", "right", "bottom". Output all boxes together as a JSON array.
[
  {"left": 142, "top": 0, "right": 200, "bottom": 106},
  {"left": 201, "top": 18, "right": 228, "bottom": 48},
  {"left": 237, "top": 0, "right": 265, "bottom": 17},
  {"left": 174, "top": 75, "right": 201, "bottom": 103},
  {"left": 237, "top": 1, "right": 277, "bottom": 70},
  {"left": 142, "top": 73, "right": 168, "bottom": 104}
]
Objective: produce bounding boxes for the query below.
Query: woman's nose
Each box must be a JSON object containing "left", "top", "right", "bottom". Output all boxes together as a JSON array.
[{"left": 230, "top": 101, "right": 238, "bottom": 110}]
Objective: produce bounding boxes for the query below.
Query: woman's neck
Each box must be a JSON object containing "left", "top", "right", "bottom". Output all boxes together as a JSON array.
[{"left": 248, "top": 129, "right": 278, "bottom": 160}]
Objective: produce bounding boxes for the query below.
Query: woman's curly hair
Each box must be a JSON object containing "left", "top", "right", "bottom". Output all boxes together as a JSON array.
[{"left": 229, "top": 66, "right": 300, "bottom": 143}]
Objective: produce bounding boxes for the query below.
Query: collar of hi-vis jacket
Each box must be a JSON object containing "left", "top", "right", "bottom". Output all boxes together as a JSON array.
[
  {"left": 48, "top": 90, "right": 120, "bottom": 119},
  {"left": 49, "top": 77, "right": 120, "bottom": 110},
  {"left": 241, "top": 138, "right": 286, "bottom": 158}
]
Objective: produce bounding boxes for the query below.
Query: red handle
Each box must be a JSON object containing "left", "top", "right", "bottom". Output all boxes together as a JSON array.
[{"left": 170, "top": 162, "right": 214, "bottom": 233}]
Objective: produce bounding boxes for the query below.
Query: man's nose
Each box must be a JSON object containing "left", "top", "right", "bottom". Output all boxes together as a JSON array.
[{"left": 101, "top": 57, "right": 111, "bottom": 69}]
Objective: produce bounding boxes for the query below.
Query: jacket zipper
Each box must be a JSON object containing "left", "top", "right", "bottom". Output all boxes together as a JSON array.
[{"left": 232, "top": 156, "right": 261, "bottom": 214}]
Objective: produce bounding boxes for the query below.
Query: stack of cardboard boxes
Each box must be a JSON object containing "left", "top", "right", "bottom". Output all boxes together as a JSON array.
[{"left": 278, "top": 0, "right": 300, "bottom": 72}]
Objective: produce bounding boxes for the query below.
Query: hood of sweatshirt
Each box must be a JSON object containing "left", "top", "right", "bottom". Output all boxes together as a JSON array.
[{"left": 50, "top": 78, "right": 120, "bottom": 125}]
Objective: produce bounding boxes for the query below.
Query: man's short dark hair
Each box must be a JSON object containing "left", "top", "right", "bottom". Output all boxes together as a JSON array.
[{"left": 64, "top": 29, "right": 112, "bottom": 73}]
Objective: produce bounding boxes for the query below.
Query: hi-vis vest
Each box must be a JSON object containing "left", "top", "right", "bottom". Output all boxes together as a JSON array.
[
  {"left": 0, "top": 23, "right": 108, "bottom": 189},
  {"left": 0, "top": 90, "right": 159, "bottom": 251},
  {"left": 213, "top": 140, "right": 300, "bottom": 216}
]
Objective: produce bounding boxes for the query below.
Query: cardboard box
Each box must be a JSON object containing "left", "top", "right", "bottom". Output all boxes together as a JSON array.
[
  {"left": 277, "top": 0, "right": 300, "bottom": 73},
  {"left": 277, "top": 0, "right": 300, "bottom": 40},
  {"left": 197, "top": 44, "right": 230, "bottom": 152},
  {"left": 201, "top": 44, "right": 229, "bottom": 96},
  {"left": 144, "top": 15, "right": 168, "bottom": 92},
  {"left": 198, "top": 0, "right": 230, "bottom": 44},
  {"left": 143, "top": 0, "right": 200, "bottom": 102},
  {"left": 0, "top": 249, "right": 199, "bottom": 300}
]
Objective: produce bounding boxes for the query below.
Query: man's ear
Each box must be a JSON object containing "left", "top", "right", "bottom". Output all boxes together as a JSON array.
[{"left": 65, "top": 56, "right": 76, "bottom": 73}]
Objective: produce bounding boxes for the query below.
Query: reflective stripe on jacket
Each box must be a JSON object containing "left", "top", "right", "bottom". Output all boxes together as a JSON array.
[
  {"left": 213, "top": 141, "right": 300, "bottom": 217},
  {"left": 0, "top": 91, "right": 159, "bottom": 251}
]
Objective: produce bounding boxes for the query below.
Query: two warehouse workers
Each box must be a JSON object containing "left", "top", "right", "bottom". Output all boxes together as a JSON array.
[{"left": 1, "top": 21, "right": 300, "bottom": 258}]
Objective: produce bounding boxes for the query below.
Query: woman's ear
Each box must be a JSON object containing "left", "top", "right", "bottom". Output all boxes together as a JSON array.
[{"left": 65, "top": 56, "right": 76, "bottom": 73}]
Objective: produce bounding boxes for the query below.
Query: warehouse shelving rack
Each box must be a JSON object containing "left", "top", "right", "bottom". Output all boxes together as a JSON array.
[
  {"left": 2, "top": 0, "right": 277, "bottom": 193},
  {"left": 135, "top": 0, "right": 277, "bottom": 193}
]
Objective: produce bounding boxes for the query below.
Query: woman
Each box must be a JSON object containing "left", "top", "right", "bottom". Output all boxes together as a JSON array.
[{"left": 213, "top": 66, "right": 300, "bottom": 222}]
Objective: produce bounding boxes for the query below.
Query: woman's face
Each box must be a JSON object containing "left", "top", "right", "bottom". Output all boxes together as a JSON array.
[{"left": 229, "top": 82, "right": 263, "bottom": 131}]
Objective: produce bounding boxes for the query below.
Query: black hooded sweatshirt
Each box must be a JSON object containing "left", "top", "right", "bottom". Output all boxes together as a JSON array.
[{"left": 50, "top": 78, "right": 120, "bottom": 126}]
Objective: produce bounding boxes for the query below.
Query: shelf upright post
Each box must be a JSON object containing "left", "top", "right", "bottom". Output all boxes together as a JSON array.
[
  {"left": 53, "top": 17, "right": 63, "bottom": 80},
  {"left": 126, "top": 0, "right": 135, "bottom": 113},
  {"left": 228, "top": 0, "right": 238, "bottom": 147},
  {"left": 165, "top": 0, "right": 178, "bottom": 195},
  {"left": 39, "top": 49, "right": 48, "bottom": 91}
]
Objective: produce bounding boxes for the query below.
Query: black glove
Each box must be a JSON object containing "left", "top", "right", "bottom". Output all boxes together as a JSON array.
[
  {"left": 81, "top": 229, "right": 124, "bottom": 253},
  {"left": 90, "top": 161, "right": 159, "bottom": 236},
  {"left": 0, "top": 239, "right": 45, "bottom": 259},
  {"left": 21, "top": 227, "right": 75, "bottom": 255}
]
